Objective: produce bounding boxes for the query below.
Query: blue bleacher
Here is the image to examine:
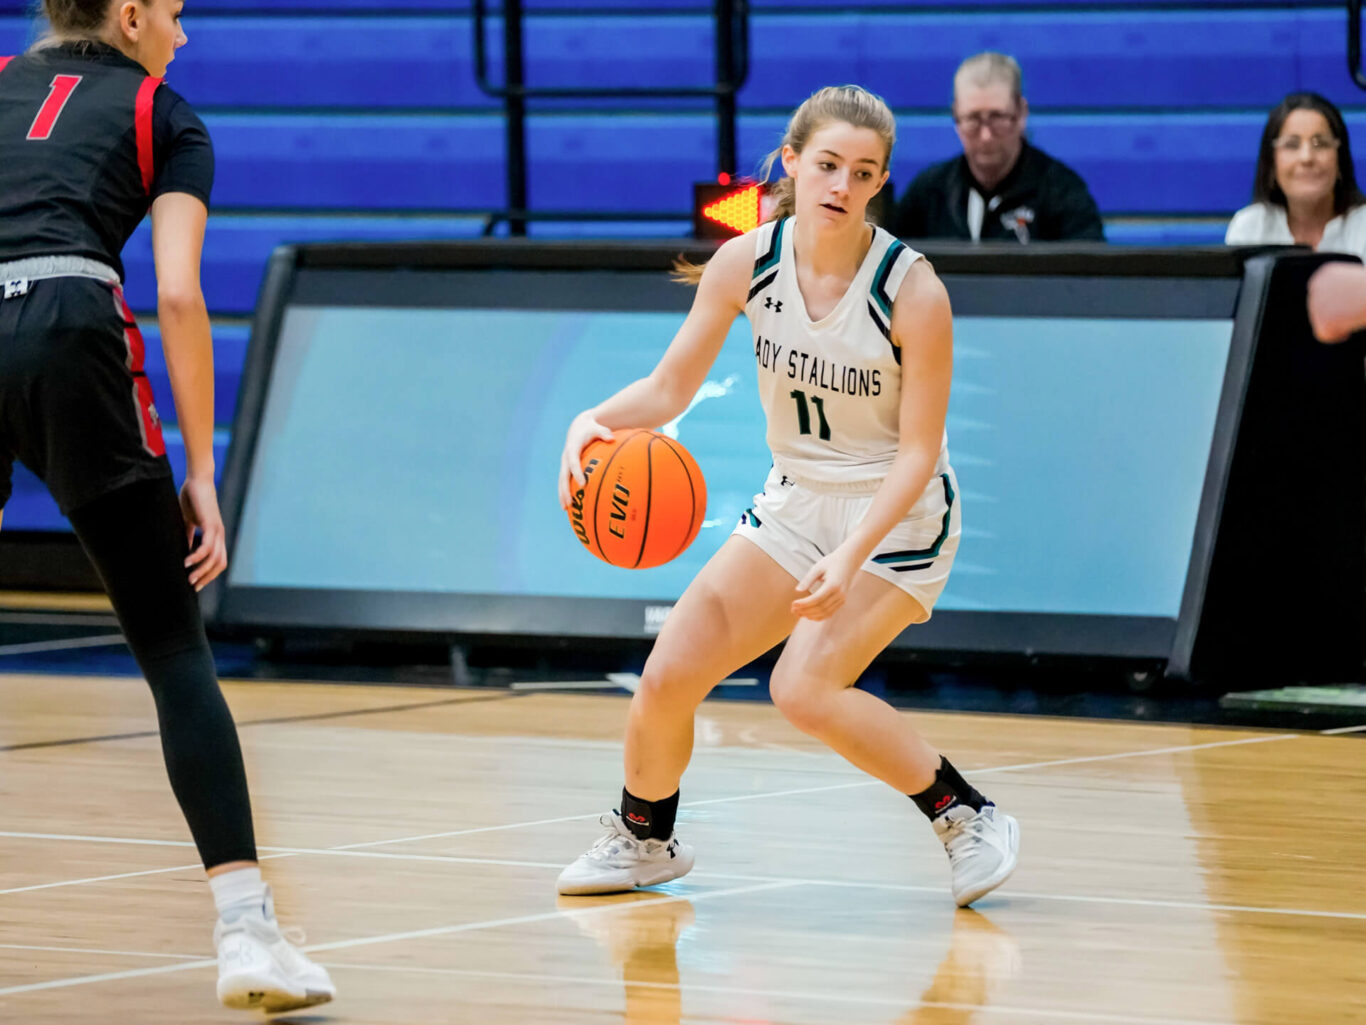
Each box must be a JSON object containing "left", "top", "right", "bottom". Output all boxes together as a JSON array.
[
  {"left": 194, "top": 110, "right": 1329, "bottom": 218},
  {"left": 117, "top": 214, "right": 488, "bottom": 313},
  {"left": 0, "top": 2, "right": 1353, "bottom": 531},
  {"left": 1, "top": 10, "right": 1349, "bottom": 109},
  {"left": 6, "top": 435, "right": 233, "bottom": 532}
]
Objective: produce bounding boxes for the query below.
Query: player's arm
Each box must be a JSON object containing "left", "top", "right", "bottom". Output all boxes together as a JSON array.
[
  {"left": 151, "top": 191, "right": 225, "bottom": 588},
  {"left": 793, "top": 260, "right": 952, "bottom": 619},
  {"left": 558, "top": 234, "right": 750, "bottom": 509},
  {"left": 1308, "top": 262, "right": 1366, "bottom": 343}
]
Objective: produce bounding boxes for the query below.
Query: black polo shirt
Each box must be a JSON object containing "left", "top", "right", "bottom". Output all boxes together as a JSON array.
[{"left": 889, "top": 140, "right": 1104, "bottom": 243}]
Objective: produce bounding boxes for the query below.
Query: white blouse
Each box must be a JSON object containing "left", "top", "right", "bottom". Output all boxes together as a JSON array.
[{"left": 1225, "top": 202, "right": 1366, "bottom": 261}]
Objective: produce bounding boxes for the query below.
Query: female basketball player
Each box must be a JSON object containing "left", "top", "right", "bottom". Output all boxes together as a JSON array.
[
  {"left": 0, "top": 1, "right": 333, "bottom": 1011},
  {"left": 556, "top": 86, "right": 1018, "bottom": 908}
]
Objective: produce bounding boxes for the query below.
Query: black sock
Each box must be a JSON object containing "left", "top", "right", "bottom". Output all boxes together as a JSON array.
[
  {"left": 620, "top": 787, "right": 679, "bottom": 841},
  {"left": 909, "top": 757, "right": 989, "bottom": 821}
]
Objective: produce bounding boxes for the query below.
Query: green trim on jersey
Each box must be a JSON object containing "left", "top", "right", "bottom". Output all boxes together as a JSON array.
[
  {"left": 872, "top": 473, "right": 955, "bottom": 565},
  {"left": 752, "top": 217, "right": 787, "bottom": 281},
  {"left": 870, "top": 239, "right": 908, "bottom": 320}
]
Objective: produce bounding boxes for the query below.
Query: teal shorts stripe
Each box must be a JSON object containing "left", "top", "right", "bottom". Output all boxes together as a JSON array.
[{"left": 871, "top": 473, "right": 955, "bottom": 565}]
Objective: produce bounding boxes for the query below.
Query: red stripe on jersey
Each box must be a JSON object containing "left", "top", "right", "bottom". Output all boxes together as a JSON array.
[
  {"left": 0, "top": 57, "right": 12, "bottom": 71},
  {"left": 135, "top": 77, "right": 163, "bottom": 195},
  {"left": 112, "top": 285, "right": 166, "bottom": 458}
]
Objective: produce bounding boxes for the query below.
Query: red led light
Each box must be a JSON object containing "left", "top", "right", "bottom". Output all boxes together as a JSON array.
[{"left": 700, "top": 183, "right": 762, "bottom": 235}]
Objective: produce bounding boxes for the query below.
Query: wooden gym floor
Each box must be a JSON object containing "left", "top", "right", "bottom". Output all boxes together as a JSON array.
[{"left": 0, "top": 670, "right": 1363, "bottom": 1024}]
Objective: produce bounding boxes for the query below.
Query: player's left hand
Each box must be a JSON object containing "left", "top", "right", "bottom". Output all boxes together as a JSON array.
[
  {"left": 180, "top": 476, "right": 228, "bottom": 591},
  {"left": 791, "top": 548, "right": 862, "bottom": 621}
]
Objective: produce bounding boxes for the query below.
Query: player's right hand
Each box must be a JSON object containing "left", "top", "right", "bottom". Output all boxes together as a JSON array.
[
  {"left": 1307, "top": 262, "right": 1366, "bottom": 343},
  {"left": 559, "top": 412, "right": 614, "bottom": 511}
]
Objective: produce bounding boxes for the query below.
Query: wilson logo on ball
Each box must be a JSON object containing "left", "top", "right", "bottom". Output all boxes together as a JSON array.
[
  {"left": 568, "top": 456, "right": 602, "bottom": 549},
  {"left": 568, "top": 428, "right": 707, "bottom": 569}
]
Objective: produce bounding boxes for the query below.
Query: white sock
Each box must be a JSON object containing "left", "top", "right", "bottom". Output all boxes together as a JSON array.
[{"left": 209, "top": 866, "right": 267, "bottom": 924}]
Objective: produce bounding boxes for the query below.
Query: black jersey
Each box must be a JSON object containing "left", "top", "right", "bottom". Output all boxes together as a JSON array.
[{"left": 0, "top": 42, "right": 213, "bottom": 280}]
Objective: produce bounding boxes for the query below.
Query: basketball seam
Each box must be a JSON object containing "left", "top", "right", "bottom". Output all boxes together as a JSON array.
[
  {"left": 635, "top": 434, "right": 657, "bottom": 568},
  {"left": 656, "top": 436, "right": 698, "bottom": 563},
  {"left": 589, "top": 429, "right": 634, "bottom": 560}
]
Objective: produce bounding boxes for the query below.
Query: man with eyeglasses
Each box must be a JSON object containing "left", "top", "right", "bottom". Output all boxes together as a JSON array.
[{"left": 887, "top": 52, "right": 1103, "bottom": 244}]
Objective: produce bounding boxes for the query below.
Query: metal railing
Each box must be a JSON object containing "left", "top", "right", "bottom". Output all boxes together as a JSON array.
[
  {"left": 472, "top": 0, "right": 750, "bottom": 235},
  {"left": 1350, "top": 0, "right": 1366, "bottom": 89}
]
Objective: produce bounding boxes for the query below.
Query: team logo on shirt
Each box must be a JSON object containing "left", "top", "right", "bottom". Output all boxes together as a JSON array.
[{"left": 1001, "top": 206, "right": 1035, "bottom": 244}]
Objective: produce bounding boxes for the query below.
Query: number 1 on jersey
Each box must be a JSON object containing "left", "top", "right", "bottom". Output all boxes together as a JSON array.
[
  {"left": 27, "top": 75, "right": 83, "bottom": 141},
  {"left": 789, "top": 389, "right": 832, "bottom": 441}
]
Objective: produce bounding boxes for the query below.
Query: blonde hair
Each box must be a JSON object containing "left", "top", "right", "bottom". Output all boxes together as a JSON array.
[
  {"left": 953, "top": 52, "right": 1024, "bottom": 107},
  {"left": 674, "top": 84, "right": 896, "bottom": 285},
  {"left": 32, "top": 0, "right": 130, "bottom": 51}
]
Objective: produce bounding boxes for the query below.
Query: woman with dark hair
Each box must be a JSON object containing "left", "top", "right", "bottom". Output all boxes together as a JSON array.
[
  {"left": 0, "top": 0, "right": 333, "bottom": 1012},
  {"left": 1226, "top": 92, "right": 1366, "bottom": 258}
]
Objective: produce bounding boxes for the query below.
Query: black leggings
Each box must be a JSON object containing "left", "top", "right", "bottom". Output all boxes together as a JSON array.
[{"left": 67, "top": 477, "right": 257, "bottom": 868}]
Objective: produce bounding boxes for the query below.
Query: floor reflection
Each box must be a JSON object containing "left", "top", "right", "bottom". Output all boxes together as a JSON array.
[
  {"left": 559, "top": 892, "right": 696, "bottom": 1024},
  {"left": 896, "top": 909, "right": 1021, "bottom": 1025},
  {"left": 560, "top": 890, "right": 1021, "bottom": 1024}
]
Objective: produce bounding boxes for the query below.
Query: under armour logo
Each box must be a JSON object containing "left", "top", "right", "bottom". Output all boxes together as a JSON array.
[
  {"left": 764, "top": 297, "right": 783, "bottom": 312},
  {"left": 3, "top": 278, "right": 30, "bottom": 300}
]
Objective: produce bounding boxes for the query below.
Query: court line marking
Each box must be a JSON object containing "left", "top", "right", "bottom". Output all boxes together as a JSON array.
[
  {"left": 10, "top": 843, "right": 1361, "bottom": 922},
  {"left": 0, "top": 860, "right": 210, "bottom": 895},
  {"left": 0, "top": 634, "right": 126, "bottom": 657},
  {"left": 0, "top": 942, "right": 199, "bottom": 961},
  {"left": 1320, "top": 723, "right": 1366, "bottom": 735},
  {"left": 0, "top": 880, "right": 798, "bottom": 998},
  {"left": 0, "top": 730, "right": 1305, "bottom": 893},
  {"left": 319, "top": 962, "right": 1238, "bottom": 1025},
  {"left": 0, "top": 690, "right": 525, "bottom": 753},
  {"left": 335, "top": 730, "right": 1302, "bottom": 850}
]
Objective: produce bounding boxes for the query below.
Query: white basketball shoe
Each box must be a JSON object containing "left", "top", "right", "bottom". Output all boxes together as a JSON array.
[
  {"left": 934, "top": 803, "right": 1020, "bottom": 907},
  {"left": 215, "top": 888, "right": 336, "bottom": 1013},
  {"left": 557, "top": 811, "right": 695, "bottom": 895}
]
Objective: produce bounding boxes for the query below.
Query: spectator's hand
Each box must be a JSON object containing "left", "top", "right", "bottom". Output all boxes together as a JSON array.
[{"left": 1308, "top": 262, "right": 1366, "bottom": 343}]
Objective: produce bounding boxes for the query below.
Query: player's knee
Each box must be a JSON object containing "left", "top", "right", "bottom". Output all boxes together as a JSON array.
[
  {"left": 769, "top": 672, "right": 830, "bottom": 737},
  {"left": 635, "top": 655, "right": 701, "bottom": 714}
]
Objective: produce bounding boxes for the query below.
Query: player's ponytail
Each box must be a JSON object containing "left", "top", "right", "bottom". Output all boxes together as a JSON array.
[{"left": 673, "top": 85, "right": 895, "bottom": 287}]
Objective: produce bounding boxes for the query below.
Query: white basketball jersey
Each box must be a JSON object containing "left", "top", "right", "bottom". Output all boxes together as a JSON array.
[{"left": 746, "top": 216, "right": 951, "bottom": 488}]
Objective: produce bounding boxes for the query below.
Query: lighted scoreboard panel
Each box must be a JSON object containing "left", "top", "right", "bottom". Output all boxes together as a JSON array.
[{"left": 693, "top": 180, "right": 765, "bottom": 238}]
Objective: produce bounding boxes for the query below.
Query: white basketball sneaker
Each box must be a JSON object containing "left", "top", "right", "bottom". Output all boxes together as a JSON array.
[
  {"left": 557, "top": 811, "right": 695, "bottom": 895},
  {"left": 215, "top": 889, "right": 336, "bottom": 1013},
  {"left": 933, "top": 803, "right": 1020, "bottom": 908}
]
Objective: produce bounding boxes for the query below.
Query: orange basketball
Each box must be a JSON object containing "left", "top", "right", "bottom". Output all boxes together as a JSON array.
[{"left": 567, "top": 428, "right": 707, "bottom": 569}]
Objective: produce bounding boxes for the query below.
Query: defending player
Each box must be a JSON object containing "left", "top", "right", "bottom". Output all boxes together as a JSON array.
[{"left": 0, "top": 1, "right": 333, "bottom": 1010}]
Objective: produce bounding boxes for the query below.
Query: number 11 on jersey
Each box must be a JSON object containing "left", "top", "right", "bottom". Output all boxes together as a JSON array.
[
  {"left": 790, "top": 389, "right": 831, "bottom": 441},
  {"left": 27, "top": 75, "right": 82, "bottom": 141}
]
